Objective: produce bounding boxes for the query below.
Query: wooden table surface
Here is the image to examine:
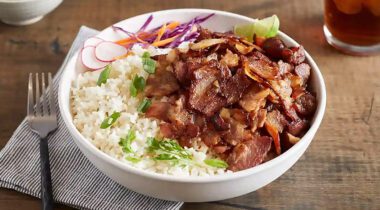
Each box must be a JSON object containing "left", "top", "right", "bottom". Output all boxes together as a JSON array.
[{"left": 1, "top": 0, "right": 379, "bottom": 209}]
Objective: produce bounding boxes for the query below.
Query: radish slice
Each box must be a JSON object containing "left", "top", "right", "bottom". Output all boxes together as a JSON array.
[
  {"left": 81, "top": 46, "right": 109, "bottom": 70},
  {"left": 84, "top": 37, "right": 104, "bottom": 47},
  {"left": 95, "top": 41, "right": 128, "bottom": 62}
]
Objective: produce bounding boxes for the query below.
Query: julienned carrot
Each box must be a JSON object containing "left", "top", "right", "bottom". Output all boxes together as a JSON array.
[
  {"left": 166, "top": 21, "right": 180, "bottom": 30},
  {"left": 115, "top": 21, "right": 180, "bottom": 46},
  {"left": 154, "top": 24, "right": 167, "bottom": 42},
  {"left": 115, "top": 33, "right": 152, "bottom": 45},
  {"left": 152, "top": 35, "right": 179, "bottom": 47}
]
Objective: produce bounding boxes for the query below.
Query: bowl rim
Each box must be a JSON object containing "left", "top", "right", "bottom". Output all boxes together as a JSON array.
[
  {"left": 0, "top": 0, "right": 49, "bottom": 3},
  {"left": 59, "top": 8, "right": 326, "bottom": 183}
]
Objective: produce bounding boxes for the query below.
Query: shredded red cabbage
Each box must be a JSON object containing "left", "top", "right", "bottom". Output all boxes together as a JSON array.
[
  {"left": 112, "top": 13, "right": 215, "bottom": 48},
  {"left": 138, "top": 14, "right": 153, "bottom": 32}
]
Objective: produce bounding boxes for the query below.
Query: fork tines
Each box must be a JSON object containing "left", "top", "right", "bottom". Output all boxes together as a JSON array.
[{"left": 28, "top": 73, "right": 56, "bottom": 118}]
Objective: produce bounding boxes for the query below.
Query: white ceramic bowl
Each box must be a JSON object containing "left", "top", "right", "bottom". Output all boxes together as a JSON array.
[
  {"left": 59, "top": 9, "right": 326, "bottom": 202},
  {"left": 0, "top": 0, "right": 62, "bottom": 26}
]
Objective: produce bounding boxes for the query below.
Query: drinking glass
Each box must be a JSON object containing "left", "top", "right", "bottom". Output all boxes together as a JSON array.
[{"left": 324, "top": 0, "right": 380, "bottom": 55}]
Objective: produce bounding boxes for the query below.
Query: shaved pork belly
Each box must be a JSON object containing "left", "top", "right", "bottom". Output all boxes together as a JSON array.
[
  {"left": 227, "top": 136, "right": 272, "bottom": 171},
  {"left": 143, "top": 27, "right": 317, "bottom": 172}
]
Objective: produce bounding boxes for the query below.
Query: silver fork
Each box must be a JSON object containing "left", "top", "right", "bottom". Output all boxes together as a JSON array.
[{"left": 27, "top": 73, "right": 57, "bottom": 210}]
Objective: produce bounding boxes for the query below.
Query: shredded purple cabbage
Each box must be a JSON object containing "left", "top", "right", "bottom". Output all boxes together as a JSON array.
[
  {"left": 138, "top": 14, "right": 153, "bottom": 32},
  {"left": 112, "top": 25, "right": 138, "bottom": 39},
  {"left": 112, "top": 13, "right": 215, "bottom": 48}
]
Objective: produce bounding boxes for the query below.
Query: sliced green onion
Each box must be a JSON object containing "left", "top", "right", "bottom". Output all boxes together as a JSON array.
[
  {"left": 141, "top": 52, "right": 156, "bottom": 74},
  {"left": 119, "top": 129, "right": 136, "bottom": 153},
  {"left": 142, "top": 52, "right": 150, "bottom": 58},
  {"left": 137, "top": 98, "right": 152, "bottom": 113},
  {"left": 97, "top": 65, "right": 111, "bottom": 86},
  {"left": 129, "top": 82, "right": 137, "bottom": 97},
  {"left": 129, "top": 75, "right": 146, "bottom": 97},
  {"left": 100, "top": 112, "right": 121, "bottom": 129},
  {"left": 204, "top": 159, "right": 228, "bottom": 168},
  {"left": 125, "top": 156, "right": 141, "bottom": 163}
]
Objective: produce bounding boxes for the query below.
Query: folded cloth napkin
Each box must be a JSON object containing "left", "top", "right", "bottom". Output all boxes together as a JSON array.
[{"left": 0, "top": 26, "right": 183, "bottom": 210}]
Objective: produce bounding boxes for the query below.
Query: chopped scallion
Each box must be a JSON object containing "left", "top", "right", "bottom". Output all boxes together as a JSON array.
[
  {"left": 129, "top": 75, "right": 145, "bottom": 97},
  {"left": 137, "top": 98, "right": 152, "bottom": 113},
  {"left": 125, "top": 156, "right": 141, "bottom": 163},
  {"left": 100, "top": 112, "right": 121, "bottom": 129},
  {"left": 119, "top": 129, "right": 136, "bottom": 153},
  {"left": 141, "top": 52, "right": 156, "bottom": 74},
  {"left": 204, "top": 159, "right": 228, "bottom": 168},
  {"left": 97, "top": 65, "right": 111, "bottom": 86}
]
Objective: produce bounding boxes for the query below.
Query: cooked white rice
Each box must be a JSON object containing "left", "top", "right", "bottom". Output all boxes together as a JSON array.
[{"left": 71, "top": 44, "right": 231, "bottom": 176}]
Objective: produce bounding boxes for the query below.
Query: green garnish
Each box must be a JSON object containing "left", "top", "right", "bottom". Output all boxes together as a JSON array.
[
  {"left": 100, "top": 112, "right": 121, "bottom": 129},
  {"left": 129, "top": 75, "right": 146, "bottom": 97},
  {"left": 234, "top": 15, "right": 280, "bottom": 41},
  {"left": 204, "top": 159, "right": 228, "bottom": 168},
  {"left": 142, "top": 52, "right": 150, "bottom": 58},
  {"left": 147, "top": 138, "right": 192, "bottom": 164},
  {"left": 125, "top": 156, "right": 141, "bottom": 163},
  {"left": 137, "top": 98, "right": 152, "bottom": 113},
  {"left": 97, "top": 65, "right": 111, "bottom": 86},
  {"left": 119, "top": 129, "right": 136, "bottom": 153},
  {"left": 142, "top": 52, "right": 156, "bottom": 74}
]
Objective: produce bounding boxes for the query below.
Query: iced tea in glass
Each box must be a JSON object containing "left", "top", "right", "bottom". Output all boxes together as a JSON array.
[{"left": 324, "top": 0, "right": 380, "bottom": 55}]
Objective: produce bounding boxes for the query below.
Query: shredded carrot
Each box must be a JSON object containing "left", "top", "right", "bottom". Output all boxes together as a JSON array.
[
  {"left": 166, "top": 21, "right": 180, "bottom": 30},
  {"left": 154, "top": 24, "right": 167, "bottom": 42},
  {"left": 135, "top": 34, "right": 149, "bottom": 44},
  {"left": 115, "top": 38, "right": 135, "bottom": 45},
  {"left": 115, "top": 21, "right": 181, "bottom": 46},
  {"left": 115, "top": 32, "right": 152, "bottom": 45},
  {"left": 152, "top": 35, "right": 179, "bottom": 47}
]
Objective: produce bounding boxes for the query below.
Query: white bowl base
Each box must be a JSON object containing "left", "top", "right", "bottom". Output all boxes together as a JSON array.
[{"left": 1, "top": 16, "right": 43, "bottom": 26}]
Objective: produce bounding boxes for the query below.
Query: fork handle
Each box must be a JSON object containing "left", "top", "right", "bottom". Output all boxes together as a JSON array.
[{"left": 40, "top": 137, "right": 54, "bottom": 210}]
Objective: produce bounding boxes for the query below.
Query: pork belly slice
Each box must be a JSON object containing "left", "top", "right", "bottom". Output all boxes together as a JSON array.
[
  {"left": 227, "top": 136, "right": 272, "bottom": 171},
  {"left": 220, "top": 68, "right": 252, "bottom": 105},
  {"left": 188, "top": 66, "right": 226, "bottom": 116},
  {"left": 264, "top": 109, "right": 288, "bottom": 155},
  {"left": 145, "top": 68, "right": 180, "bottom": 97}
]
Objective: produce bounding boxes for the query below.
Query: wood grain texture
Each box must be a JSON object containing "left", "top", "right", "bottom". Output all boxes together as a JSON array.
[{"left": 0, "top": 0, "right": 379, "bottom": 209}]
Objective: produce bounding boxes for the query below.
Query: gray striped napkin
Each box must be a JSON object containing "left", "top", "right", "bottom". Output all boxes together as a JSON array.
[{"left": 0, "top": 26, "right": 183, "bottom": 210}]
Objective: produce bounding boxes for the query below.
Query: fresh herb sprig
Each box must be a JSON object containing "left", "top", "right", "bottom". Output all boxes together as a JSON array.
[
  {"left": 147, "top": 138, "right": 192, "bottom": 165},
  {"left": 146, "top": 138, "right": 229, "bottom": 169}
]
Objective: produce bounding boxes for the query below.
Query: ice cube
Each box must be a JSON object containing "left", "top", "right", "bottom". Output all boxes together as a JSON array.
[
  {"left": 363, "top": 0, "right": 380, "bottom": 16},
  {"left": 333, "top": 0, "right": 363, "bottom": 14}
]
